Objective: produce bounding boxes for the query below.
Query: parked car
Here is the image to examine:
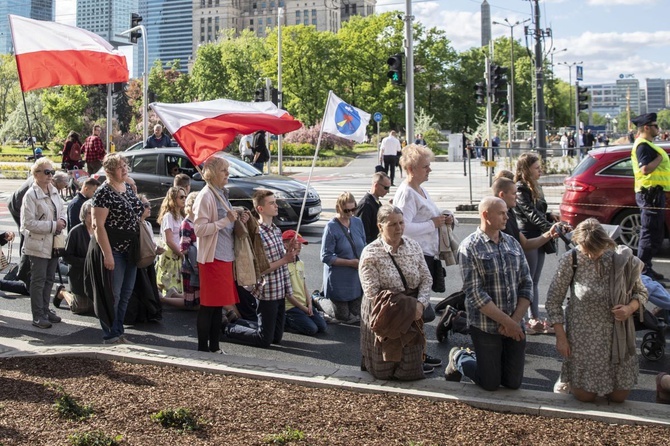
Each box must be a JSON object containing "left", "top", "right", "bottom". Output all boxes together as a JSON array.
[
  {"left": 560, "top": 142, "right": 670, "bottom": 249},
  {"left": 92, "top": 148, "right": 322, "bottom": 227}
]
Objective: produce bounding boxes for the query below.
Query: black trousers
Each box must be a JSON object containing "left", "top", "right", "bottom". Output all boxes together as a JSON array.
[{"left": 383, "top": 155, "right": 397, "bottom": 184}]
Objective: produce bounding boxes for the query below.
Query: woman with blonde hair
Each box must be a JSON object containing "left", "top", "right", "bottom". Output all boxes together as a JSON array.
[
  {"left": 546, "top": 218, "right": 647, "bottom": 403},
  {"left": 156, "top": 186, "right": 187, "bottom": 300},
  {"left": 513, "top": 152, "right": 559, "bottom": 334},
  {"left": 320, "top": 191, "right": 366, "bottom": 324}
]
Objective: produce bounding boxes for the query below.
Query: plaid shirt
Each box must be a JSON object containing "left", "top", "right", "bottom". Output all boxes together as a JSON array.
[
  {"left": 83, "top": 135, "right": 105, "bottom": 163},
  {"left": 252, "top": 222, "right": 292, "bottom": 301},
  {"left": 458, "top": 228, "right": 533, "bottom": 334}
]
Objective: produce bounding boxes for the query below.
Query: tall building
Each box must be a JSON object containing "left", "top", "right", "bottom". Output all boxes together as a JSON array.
[
  {"left": 76, "top": 0, "right": 137, "bottom": 47},
  {"left": 0, "top": 0, "right": 54, "bottom": 54},
  {"left": 616, "top": 78, "right": 641, "bottom": 116},
  {"left": 586, "top": 83, "right": 619, "bottom": 117},
  {"left": 136, "top": 0, "right": 192, "bottom": 76},
  {"left": 646, "top": 78, "right": 668, "bottom": 113}
]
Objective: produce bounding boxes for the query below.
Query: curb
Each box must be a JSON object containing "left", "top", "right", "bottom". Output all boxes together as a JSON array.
[{"left": 1, "top": 339, "right": 668, "bottom": 427}]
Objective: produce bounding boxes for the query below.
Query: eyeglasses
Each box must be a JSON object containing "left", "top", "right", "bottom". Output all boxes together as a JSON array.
[
  {"left": 342, "top": 208, "right": 356, "bottom": 214},
  {"left": 649, "top": 124, "right": 659, "bottom": 128},
  {"left": 378, "top": 184, "right": 391, "bottom": 191},
  {"left": 36, "top": 169, "right": 55, "bottom": 176},
  {"left": 143, "top": 203, "right": 151, "bottom": 209}
]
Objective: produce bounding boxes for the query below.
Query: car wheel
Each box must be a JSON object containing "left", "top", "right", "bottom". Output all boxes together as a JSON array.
[{"left": 612, "top": 209, "right": 641, "bottom": 250}]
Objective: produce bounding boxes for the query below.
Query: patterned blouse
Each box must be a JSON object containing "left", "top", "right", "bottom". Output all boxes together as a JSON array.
[
  {"left": 91, "top": 182, "right": 143, "bottom": 253},
  {"left": 359, "top": 236, "right": 432, "bottom": 308}
]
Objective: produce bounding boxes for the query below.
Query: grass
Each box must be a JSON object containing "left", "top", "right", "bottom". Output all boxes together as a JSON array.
[
  {"left": 262, "top": 427, "right": 306, "bottom": 444},
  {"left": 49, "top": 384, "right": 94, "bottom": 421},
  {"left": 150, "top": 408, "right": 201, "bottom": 432},
  {"left": 67, "top": 431, "right": 122, "bottom": 446}
]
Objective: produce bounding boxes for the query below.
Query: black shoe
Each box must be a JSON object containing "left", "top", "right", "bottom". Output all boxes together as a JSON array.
[
  {"left": 423, "top": 364, "right": 434, "bottom": 375},
  {"left": 444, "top": 347, "right": 464, "bottom": 382},
  {"left": 52, "top": 285, "right": 65, "bottom": 309},
  {"left": 436, "top": 306, "right": 456, "bottom": 343},
  {"left": 432, "top": 266, "right": 446, "bottom": 294},
  {"left": 424, "top": 354, "right": 442, "bottom": 367}
]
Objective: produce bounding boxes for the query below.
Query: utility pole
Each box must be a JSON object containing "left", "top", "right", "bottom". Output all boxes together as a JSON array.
[
  {"left": 277, "top": 7, "right": 284, "bottom": 175},
  {"left": 531, "top": 0, "right": 547, "bottom": 159},
  {"left": 404, "top": 0, "right": 414, "bottom": 141}
]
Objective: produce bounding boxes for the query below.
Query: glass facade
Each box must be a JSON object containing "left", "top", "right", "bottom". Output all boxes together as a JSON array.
[{"left": 0, "top": 0, "right": 54, "bottom": 54}]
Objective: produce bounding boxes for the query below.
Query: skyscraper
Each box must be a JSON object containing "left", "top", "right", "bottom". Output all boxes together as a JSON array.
[
  {"left": 76, "top": 0, "right": 137, "bottom": 47},
  {"left": 138, "top": 0, "right": 192, "bottom": 76},
  {"left": 0, "top": 0, "right": 54, "bottom": 54},
  {"left": 646, "top": 78, "right": 667, "bottom": 114}
]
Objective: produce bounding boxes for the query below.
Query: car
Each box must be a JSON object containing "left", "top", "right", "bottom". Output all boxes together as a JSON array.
[
  {"left": 124, "top": 140, "right": 177, "bottom": 152},
  {"left": 92, "top": 147, "right": 322, "bottom": 227},
  {"left": 560, "top": 142, "right": 670, "bottom": 250}
]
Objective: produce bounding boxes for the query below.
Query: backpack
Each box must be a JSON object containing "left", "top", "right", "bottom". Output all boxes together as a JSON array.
[{"left": 69, "top": 141, "right": 81, "bottom": 161}]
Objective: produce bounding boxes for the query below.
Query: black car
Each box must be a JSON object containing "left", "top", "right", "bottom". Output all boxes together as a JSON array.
[{"left": 92, "top": 148, "right": 322, "bottom": 227}]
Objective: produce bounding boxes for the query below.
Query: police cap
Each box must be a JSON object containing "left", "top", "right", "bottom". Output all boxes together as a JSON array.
[{"left": 631, "top": 113, "right": 657, "bottom": 127}]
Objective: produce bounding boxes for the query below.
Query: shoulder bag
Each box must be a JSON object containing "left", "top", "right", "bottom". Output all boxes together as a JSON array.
[{"left": 112, "top": 186, "right": 156, "bottom": 268}]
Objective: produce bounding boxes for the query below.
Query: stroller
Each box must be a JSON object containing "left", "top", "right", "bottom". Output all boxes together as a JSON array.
[{"left": 557, "top": 224, "right": 668, "bottom": 361}]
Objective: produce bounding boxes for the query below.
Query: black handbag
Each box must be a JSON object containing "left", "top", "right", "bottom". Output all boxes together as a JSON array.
[{"left": 543, "top": 238, "right": 557, "bottom": 254}]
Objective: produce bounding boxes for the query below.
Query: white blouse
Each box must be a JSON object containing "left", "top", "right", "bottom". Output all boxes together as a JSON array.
[{"left": 393, "top": 181, "right": 441, "bottom": 257}]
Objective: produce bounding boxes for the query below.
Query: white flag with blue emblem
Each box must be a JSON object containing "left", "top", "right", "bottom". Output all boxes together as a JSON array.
[{"left": 321, "top": 91, "right": 371, "bottom": 143}]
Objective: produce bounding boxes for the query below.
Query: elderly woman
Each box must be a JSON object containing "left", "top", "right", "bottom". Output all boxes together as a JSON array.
[
  {"left": 320, "top": 192, "right": 366, "bottom": 324},
  {"left": 395, "top": 144, "right": 452, "bottom": 300},
  {"left": 514, "top": 152, "right": 559, "bottom": 333},
  {"left": 193, "top": 156, "right": 248, "bottom": 353},
  {"left": 546, "top": 218, "right": 648, "bottom": 403},
  {"left": 359, "top": 205, "right": 433, "bottom": 380},
  {"left": 20, "top": 158, "right": 66, "bottom": 328},
  {"left": 86, "top": 153, "right": 143, "bottom": 344},
  {"left": 59, "top": 199, "right": 94, "bottom": 314}
]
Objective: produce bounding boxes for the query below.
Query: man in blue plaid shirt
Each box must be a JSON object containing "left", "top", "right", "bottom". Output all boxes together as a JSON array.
[
  {"left": 445, "top": 197, "right": 533, "bottom": 390},
  {"left": 224, "top": 190, "right": 297, "bottom": 348}
]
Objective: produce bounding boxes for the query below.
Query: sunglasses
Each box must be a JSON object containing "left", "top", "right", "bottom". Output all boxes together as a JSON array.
[
  {"left": 177, "top": 195, "right": 187, "bottom": 199},
  {"left": 342, "top": 208, "right": 356, "bottom": 214},
  {"left": 143, "top": 203, "right": 151, "bottom": 209},
  {"left": 649, "top": 124, "right": 659, "bottom": 128},
  {"left": 37, "top": 169, "right": 56, "bottom": 176},
  {"left": 378, "top": 184, "right": 391, "bottom": 191}
]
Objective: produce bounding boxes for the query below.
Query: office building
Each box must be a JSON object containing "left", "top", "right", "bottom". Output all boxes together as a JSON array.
[
  {"left": 0, "top": 0, "right": 54, "bottom": 54},
  {"left": 646, "top": 78, "right": 667, "bottom": 113},
  {"left": 586, "top": 83, "right": 619, "bottom": 117},
  {"left": 76, "top": 0, "right": 137, "bottom": 47},
  {"left": 615, "top": 78, "right": 641, "bottom": 116}
]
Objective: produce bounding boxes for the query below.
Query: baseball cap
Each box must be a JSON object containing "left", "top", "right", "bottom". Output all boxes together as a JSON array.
[{"left": 282, "top": 229, "right": 307, "bottom": 245}]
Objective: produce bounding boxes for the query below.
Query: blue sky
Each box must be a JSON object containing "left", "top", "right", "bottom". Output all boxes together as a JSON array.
[
  {"left": 56, "top": 0, "right": 670, "bottom": 88},
  {"left": 377, "top": 0, "right": 670, "bottom": 88}
]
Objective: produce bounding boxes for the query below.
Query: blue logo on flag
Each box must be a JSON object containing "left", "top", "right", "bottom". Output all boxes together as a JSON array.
[{"left": 333, "top": 102, "right": 362, "bottom": 136}]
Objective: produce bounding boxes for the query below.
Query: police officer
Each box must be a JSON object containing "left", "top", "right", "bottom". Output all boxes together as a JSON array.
[{"left": 631, "top": 112, "right": 669, "bottom": 280}]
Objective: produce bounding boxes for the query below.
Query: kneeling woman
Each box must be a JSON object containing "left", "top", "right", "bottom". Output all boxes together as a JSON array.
[
  {"left": 546, "top": 218, "right": 648, "bottom": 403},
  {"left": 359, "top": 205, "right": 433, "bottom": 380}
]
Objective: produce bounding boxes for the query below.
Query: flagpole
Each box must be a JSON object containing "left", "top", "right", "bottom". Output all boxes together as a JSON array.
[
  {"left": 9, "top": 16, "right": 36, "bottom": 159},
  {"left": 294, "top": 91, "right": 333, "bottom": 236},
  {"left": 19, "top": 91, "right": 37, "bottom": 159}
]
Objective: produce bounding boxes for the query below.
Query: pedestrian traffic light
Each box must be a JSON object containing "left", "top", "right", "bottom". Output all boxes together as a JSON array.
[
  {"left": 490, "top": 64, "right": 508, "bottom": 104},
  {"left": 577, "top": 86, "right": 589, "bottom": 111},
  {"left": 474, "top": 82, "right": 486, "bottom": 105},
  {"left": 386, "top": 54, "right": 403, "bottom": 86},
  {"left": 130, "top": 13, "right": 142, "bottom": 44},
  {"left": 270, "top": 88, "right": 279, "bottom": 106},
  {"left": 501, "top": 103, "right": 509, "bottom": 119},
  {"left": 254, "top": 89, "right": 265, "bottom": 102}
]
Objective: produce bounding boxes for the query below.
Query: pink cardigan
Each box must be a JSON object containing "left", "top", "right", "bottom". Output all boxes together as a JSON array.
[{"left": 192, "top": 185, "right": 234, "bottom": 264}]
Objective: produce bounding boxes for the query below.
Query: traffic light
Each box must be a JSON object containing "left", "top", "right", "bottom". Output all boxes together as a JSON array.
[
  {"left": 474, "top": 82, "right": 486, "bottom": 105},
  {"left": 270, "top": 88, "right": 279, "bottom": 106},
  {"left": 501, "top": 103, "right": 509, "bottom": 119},
  {"left": 386, "top": 54, "right": 403, "bottom": 86},
  {"left": 130, "top": 13, "right": 142, "bottom": 44},
  {"left": 577, "top": 86, "right": 589, "bottom": 111},
  {"left": 254, "top": 89, "right": 265, "bottom": 102},
  {"left": 490, "top": 64, "right": 508, "bottom": 104}
]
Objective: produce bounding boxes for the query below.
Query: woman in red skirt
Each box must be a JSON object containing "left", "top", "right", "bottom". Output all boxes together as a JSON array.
[{"left": 193, "top": 156, "right": 248, "bottom": 353}]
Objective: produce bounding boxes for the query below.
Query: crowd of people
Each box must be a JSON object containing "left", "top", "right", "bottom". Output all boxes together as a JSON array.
[{"left": 2, "top": 121, "right": 667, "bottom": 406}]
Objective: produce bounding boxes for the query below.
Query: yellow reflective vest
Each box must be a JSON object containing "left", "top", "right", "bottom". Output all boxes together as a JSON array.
[{"left": 631, "top": 138, "right": 670, "bottom": 192}]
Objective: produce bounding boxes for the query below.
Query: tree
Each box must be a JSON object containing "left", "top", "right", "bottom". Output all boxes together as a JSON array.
[
  {"left": 190, "top": 41, "right": 228, "bottom": 101},
  {"left": 0, "top": 93, "right": 54, "bottom": 146},
  {"left": 148, "top": 59, "right": 192, "bottom": 104},
  {"left": 42, "top": 85, "right": 89, "bottom": 139},
  {"left": 0, "top": 54, "right": 20, "bottom": 125},
  {"left": 114, "top": 85, "right": 133, "bottom": 134},
  {"left": 657, "top": 110, "right": 670, "bottom": 131}
]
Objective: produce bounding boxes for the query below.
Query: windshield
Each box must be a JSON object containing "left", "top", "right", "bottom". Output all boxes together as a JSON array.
[
  {"left": 216, "top": 153, "right": 262, "bottom": 178},
  {"left": 569, "top": 155, "right": 597, "bottom": 177}
]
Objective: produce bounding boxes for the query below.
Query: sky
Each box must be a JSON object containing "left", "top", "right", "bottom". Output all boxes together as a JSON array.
[
  {"left": 55, "top": 0, "right": 670, "bottom": 88},
  {"left": 377, "top": 0, "right": 670, "bottom": 88}
]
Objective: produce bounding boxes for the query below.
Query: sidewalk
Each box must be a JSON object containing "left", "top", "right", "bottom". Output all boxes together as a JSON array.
[{"left": 1, "top": 337, "right": 667, "bottom": 427}]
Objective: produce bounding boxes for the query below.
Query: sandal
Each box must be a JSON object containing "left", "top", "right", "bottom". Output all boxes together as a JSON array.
[
  {"left": 542, "top": 320, "right": 555, "bottom": 335},
  {"left": 528, "top": 318, "right": 544, "bottom": 331}
]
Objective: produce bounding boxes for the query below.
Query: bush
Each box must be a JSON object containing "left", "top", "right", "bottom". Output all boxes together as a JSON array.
[
  {"left": 68, "top": 431, "right": 122, "bottom": 446},
  {"left": 150, "top": 408, "right": 201, "bottom": 432},
  {"left": 284, "top": 122, "right": 355, "bottom": 150},
  {"left": 280, "top": 143, "right": 316, "bottom": 157},
  {"left": 49, "top": 384, "right": 93, "bottom": 421},
  {"left": 263, "top": 427, "right": 306, "bottom": 444}
]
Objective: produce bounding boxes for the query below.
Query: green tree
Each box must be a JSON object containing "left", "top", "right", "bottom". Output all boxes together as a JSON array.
[
  {"left": 148, "top": 59, "right": 192, "bottom": 104},
  {"left": 190, "top": 42, "right": 228, "bottom": 101},
  {"left": 42, "top": 85, "right": 89, "bottom": 139},
  {"left": 0, "top": 93, "right": 54, "bottom": 146},
  {"left": 444, "top": 47, "right": 486, "bottom": 132},
  {"left": 219, "top": 29, "right": 269, "bottom": 101},
  {"left": 0, "top": 54, "right": 20, "bottom": 126},
  {"left": 114, "top": 85, "right": 133, "bottom": 134},
  {"left": 657, "top": 109, "right": 670, "bottom": 131}
]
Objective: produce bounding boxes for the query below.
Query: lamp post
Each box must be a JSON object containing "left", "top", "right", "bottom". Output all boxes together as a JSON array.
[
  {"left": 492, "top": 18, "right": 529, "bottom": 133},
  {"left": 277, "top": 7, "right": 284, "bottom": 175},
  {"left": 120, "top": 24, "right": 149, "bottom": 142},
  {"left": 558, "top": 61, "right": 582, "bottom": 130},
  {"left": 548, "top": 48, "right": 566, "bottom": 128}
]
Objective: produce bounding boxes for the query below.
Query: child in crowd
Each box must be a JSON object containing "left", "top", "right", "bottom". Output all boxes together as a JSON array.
[
  {"left": 180, "top": 192, "right": 200, "bottom": 309},
  {"left": 156, "top": 186, "right": 187, "bottom": 306},
  {"left": 282, "top": 230, "right": 327, "bottom": 336}
]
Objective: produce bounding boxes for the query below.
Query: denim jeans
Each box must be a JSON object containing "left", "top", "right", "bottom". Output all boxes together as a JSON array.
[
  {"left": 456, "top": 326, "right": 526, "bottom": 391},
  {"left": 524, "top": 247, "right": 545, "bottom": 319},
  {"left": 29, "top": 256, "right": 58, "bottom": 321},
  {"left": 285, "top": 307, "right": 327, "bottom": 335},
  {"left": 225, "top": 299, "right": 285, "bottom": 348},
  {"left": 101, "top": 251, "right": 137, "bottom": 340}
]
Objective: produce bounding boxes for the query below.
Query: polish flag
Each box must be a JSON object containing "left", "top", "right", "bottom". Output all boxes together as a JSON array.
[
  {"left": 9, "top": 15, "right": 129, "bottom": 92},
  {"left": 151, "top": 99, "right": 303, "bottom": 165}
]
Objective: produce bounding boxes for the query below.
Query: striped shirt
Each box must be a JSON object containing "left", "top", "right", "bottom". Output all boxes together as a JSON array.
[
  {"left": 252, "top": 222, "right": 292, "bottom": 301},
  {"left": 458, "top": 228, "right": 533, "bottom": 334}
]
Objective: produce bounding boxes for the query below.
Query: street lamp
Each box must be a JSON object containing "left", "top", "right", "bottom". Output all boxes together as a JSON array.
[
  {"left": 120, "top": 24, "right": 149, "bottom": 143},
  {"left": 557, "top": 61, "right": 583, "bottom": 128},
  {"left": 492, "top": 18, "right": 530, "bottom": 131}
]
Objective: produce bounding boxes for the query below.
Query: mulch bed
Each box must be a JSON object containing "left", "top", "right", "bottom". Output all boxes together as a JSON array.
[{"left": 0, "top": 357, "right": 668, "bottom": 445}]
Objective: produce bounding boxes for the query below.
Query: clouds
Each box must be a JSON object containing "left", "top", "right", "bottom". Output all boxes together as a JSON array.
[{"left": 587, "top": 0, "right": 654, "bottom": 5}]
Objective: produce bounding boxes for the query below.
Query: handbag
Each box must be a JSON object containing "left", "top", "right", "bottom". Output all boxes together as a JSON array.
[
  {"left": 53, "top": 233, "right": 66, "bottom": 258},
  {"left": 543, "top": 237, "right": 557, "bottom": 254},
  {"left": 136, "top": 222, "right": 157, "bottom": 268},
  {"left": 0, "top": 241, "right": 11, "bottom": 271}
]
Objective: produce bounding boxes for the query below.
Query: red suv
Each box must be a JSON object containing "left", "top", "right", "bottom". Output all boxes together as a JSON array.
[{"left": 560, "top": 142, "right": 670, "bottom": 249}]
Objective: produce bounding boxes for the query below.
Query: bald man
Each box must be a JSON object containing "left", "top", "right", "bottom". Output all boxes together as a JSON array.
[{"left": 445, "top": 197, "right": 533, "bottom": 391}]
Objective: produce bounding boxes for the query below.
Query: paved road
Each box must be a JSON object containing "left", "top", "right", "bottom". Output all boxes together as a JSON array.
[{"left": 0, "top": 156, "right": 667, "bottom": 403}]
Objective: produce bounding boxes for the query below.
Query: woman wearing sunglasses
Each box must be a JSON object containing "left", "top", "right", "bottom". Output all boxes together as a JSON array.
[
  {"left": 319, "top": 192, "right": 366, "bottom": 324},
  {"left": 20, "top": 158, "right": 66, "bottom": 329}
]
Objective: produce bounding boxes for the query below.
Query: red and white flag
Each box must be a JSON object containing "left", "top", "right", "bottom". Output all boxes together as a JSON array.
[
  {"left": 151, "top": 99, "right": 303, "bottom": 165},
  {"left": 9, "top": 14, "right": 129, "bottom": 92}
]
